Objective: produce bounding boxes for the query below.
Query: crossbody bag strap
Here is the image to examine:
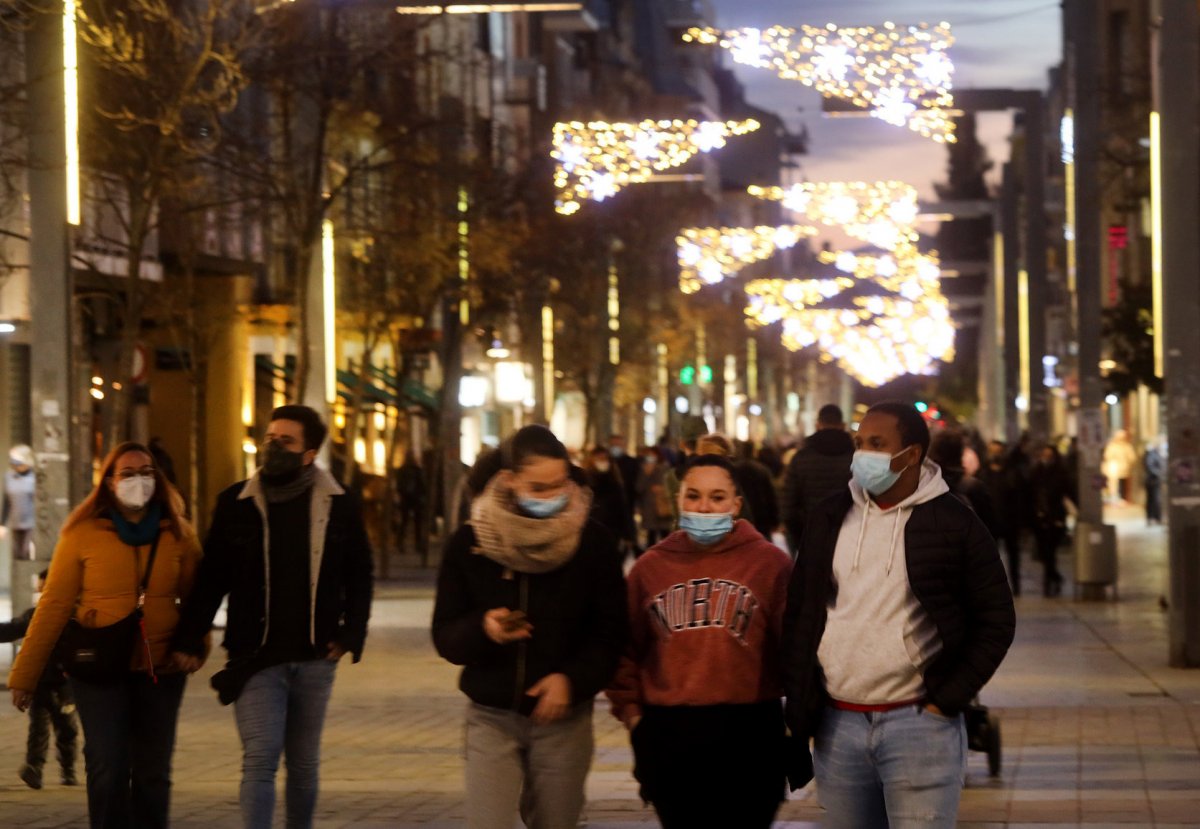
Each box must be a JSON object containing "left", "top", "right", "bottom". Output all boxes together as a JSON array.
[{"left": 135, "top": 532, "right": 163, "bottom": 610}]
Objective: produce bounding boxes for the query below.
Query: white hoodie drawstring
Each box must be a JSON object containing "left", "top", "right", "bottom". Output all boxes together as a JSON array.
[
  {"left": 851, "top": 499, "right": 871, "bottom": 572},
  {"left": 886, "top": 507, "right": 905, "bottom": 575}
]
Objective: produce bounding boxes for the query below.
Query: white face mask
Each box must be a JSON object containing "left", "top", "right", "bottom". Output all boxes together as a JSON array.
[{"left": 115, "top": 474, "right": 156, "bottom": 510}]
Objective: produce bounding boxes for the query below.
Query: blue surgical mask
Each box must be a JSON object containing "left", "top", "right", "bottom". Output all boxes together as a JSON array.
[
  {"left": 517, "top": 494, "right": 569, "bottom": 519},
  {"left": 851, "top": 449, "right": 912, "bottom": 496},
  {"left": 680, "top": 511, "right": 735, "bottom": 546}
]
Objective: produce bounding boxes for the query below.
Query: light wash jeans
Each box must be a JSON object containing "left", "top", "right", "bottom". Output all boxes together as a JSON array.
[
  {"left": 234, "top": 660, "right": 337, "bottom": 829},
  {"left": 464, "top": 700, "right": 594, "bottom": 829},
  {"left": 814, "top": 704, "right": 967, "bottom": 829}
]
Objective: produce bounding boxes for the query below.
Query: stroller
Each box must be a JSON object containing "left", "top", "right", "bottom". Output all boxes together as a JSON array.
[{"left": 965, "top": 699, "right": 1002, "bottom": 776}]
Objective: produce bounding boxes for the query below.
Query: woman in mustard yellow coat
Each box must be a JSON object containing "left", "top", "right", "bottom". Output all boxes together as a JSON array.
[{"left": 9, "top": 441, "right": 202, "bottom": 829}]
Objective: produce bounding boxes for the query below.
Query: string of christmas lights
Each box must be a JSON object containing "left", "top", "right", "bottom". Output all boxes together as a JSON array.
[
  {"left": 747, "top": 181, "right": 921, "bottom": 251},
  {"left": 819, "top": 241, "right": 942, "bottom": 295},
  {"left": 552, "top": 118, "right": 761, "bottom": 215},
  {"left": 677, "top": 225, "right": 819, "bottom": 293},
  {"left": 683, "top": 22, "right": 958, "bottom": 143}
]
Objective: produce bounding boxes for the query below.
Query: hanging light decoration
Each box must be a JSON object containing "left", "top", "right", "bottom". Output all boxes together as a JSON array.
[
  {"left": 744, "top": 278, "right": 857, "bottom": 324},
  {"left": 747, "top": 180, "right": 921, "bottom": 250},
  {"left": 553, "top": 118, "right": 761, "bottom": 215},
  {"left": 683, "top": 22, "right": 958, "bottom": 143},
  {"left": 677, "top": 225, "right": 819, "bottom": 293},
  {"left": 819, "top": 241, "right": 942, "bottom": 294}
]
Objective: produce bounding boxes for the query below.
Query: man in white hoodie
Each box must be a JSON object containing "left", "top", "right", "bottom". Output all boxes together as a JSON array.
[{"left": 781, "top": 401, "right": 1015, "bottom": 828}]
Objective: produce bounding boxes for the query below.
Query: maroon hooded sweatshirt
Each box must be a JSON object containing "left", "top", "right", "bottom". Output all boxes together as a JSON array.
[{"left": 606, "top": 520, "right": 792, "bottom": 726}]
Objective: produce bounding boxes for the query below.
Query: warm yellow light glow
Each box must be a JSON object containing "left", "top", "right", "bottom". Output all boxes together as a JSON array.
[
  {"left": 354, "top": 436, "right": 367, "bottom": 465},
  {"left": 321, "top": 219, "right": 337, "bottom": 405},
  {"left": 458, "top": 187, "right": 470, "bottom": 326},
  {"left": 677, "top": 225, "right": 818, "bottom": 293},
  {"left": 396, "top": 2, "right": 583, "bottom": 12},
  {"left": 608, "top": 261, "right": 620, "bottom": 365},
  {"left": 553, "top": 118, "right": 760, "bottom": 214},
  {"left": 818, "top": 241, "right": 941, "bottom": 294},
  {"left": 1018, "top": 268, "right": 1030, "bottom": 412},
  {"left": 747, "top": 181, "right": 921, "bottom": 251},
  {"left": 1150, "top": 110, "right": 1164, "bottom": 378},
  {"left": 63, "top": 0, "right": 80, "bottom": 226},
  {"left": 541, "top": 305, "right": 554, "bottom": 421},
  {"left": 993, "top": 230, "right": 1005, "bottom": 349},
  {"left": 686, "top": 22, "right": 958, "bottom": 143}
]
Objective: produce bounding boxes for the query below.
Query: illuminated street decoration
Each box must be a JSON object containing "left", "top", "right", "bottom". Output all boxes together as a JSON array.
[
  {"left": 744, "top": 278, "right": 856, "bottom": 323},
  {"left": 396, "top": 3, "right": 586, "bottom": 12},
  {"left": 747, "top": 181, "right": 920, "bottom": 250},
  {"left": 684, "top": 22, "right": 958, "bottom": 143},
  {"left": 818, "top": 241, "right": 942, "bottom": 294},
  {"left": 553, "top": 118, "right": 761, "bottom": 215},
  {"left": 677, "top": 225, "right": 818, "bottom": 293}
]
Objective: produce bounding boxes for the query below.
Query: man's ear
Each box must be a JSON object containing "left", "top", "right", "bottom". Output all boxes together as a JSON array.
[{"left": 303, "top": 448, "right": 318, "bottom": 466}]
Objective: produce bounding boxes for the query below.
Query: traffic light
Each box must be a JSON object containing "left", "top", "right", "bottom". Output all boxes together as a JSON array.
[
  {"left": 699, "top": 364, "right": 713, "bottom": 384},
  {"left": 680, "top": 365, "right": 696, "bottom": 385},
  {"left": 915, "top": 401, "right": 929, "bottom": 413}
]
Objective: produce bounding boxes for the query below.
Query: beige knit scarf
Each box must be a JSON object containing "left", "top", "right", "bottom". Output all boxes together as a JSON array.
[{"left": 470, "top": 475, "right": 591, "bottom": 574}]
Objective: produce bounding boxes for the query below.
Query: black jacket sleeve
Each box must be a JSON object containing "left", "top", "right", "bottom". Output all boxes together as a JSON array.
[
  {"left": 925, "top": 514, "right": 1016, "bottom": 714},
  {"left": 170, "top": 490, "right": 237, "bottom": 656},
  {"left": 431, "top": 526, "right": 506, "bottom": 666},
  {"left": 558, "top": 533, "right": 629, "bottom": 702},
  {"left": 0, "top": 607, "right": 33, "bottom": 643},
  {"left": 781, "top": 455, "right": 807, "bottom": 542},
  {"left": 781, "top": 528, "right": 818, "bottom": 790},
  {"left": 336, "top": 494, "right": 374, "bottom": 662}
]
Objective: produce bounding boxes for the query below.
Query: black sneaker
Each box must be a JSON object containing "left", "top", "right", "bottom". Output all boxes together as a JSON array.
[{"left": 19, "top": 764, "right": 42, "bottom": 790}]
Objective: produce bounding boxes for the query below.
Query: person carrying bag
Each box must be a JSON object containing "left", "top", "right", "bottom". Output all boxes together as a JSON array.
[{"left": 9, "top": 442, "right": 203, "bottom": 829}]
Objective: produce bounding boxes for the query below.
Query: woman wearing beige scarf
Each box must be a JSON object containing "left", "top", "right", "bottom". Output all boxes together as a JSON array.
[{"left": 433, "top": 425, "right": 629, "bottom": 829}]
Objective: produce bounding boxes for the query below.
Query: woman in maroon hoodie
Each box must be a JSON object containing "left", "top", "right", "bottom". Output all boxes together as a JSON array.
[{"left": 606, "top": 454, "right": 793, "bottom": 828}]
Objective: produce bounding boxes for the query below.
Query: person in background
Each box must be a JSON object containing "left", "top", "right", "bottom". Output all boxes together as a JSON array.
[
  {"left": 928, "top": 429, "right": 997, "bottom": 533},
  {"left": 781, "top": 404, "right": 855, "bottom": 556},
  {"left": 170, "top": 405, "right": 374, "bottom": 829},
  {"left": 782, "top": 401, "right": 1014, "bottom": 828},
  {"left": 635, "top": 448, "right": 674, "bottom": 550},
  {"left": 609, "top": 435, "right": 642, "bottom": 526},
  {"left": 1144, "top": 440, "right": 1165, "bottom": 526},
  {"left": 394, "top": 449, "right": 428, "bottom": 558},
  {"left": 607, "top": 455, "right": 792, "bottom": 827},
  {"left": 2, "top": 444, "right": 36, "bottom": 561},
  {"left": 1030, "top": 444, "right": 1074, "bottom": 597},
  {"left": 433, "top": 424, "right": 628, "bottom": 829},
  {"left": 734, "top": 439, "right": 781, "bottom": 541},
  {"left": 9, "top": 442, "right": 201, "bottom": 829},
  {"left": 586, "top": 446, "right": 636, "bottom": 555},
  {"left": 977, "top": 440, "right": 1022, "bottom": 595},
  {"left": 147, "top": 438, "right": 178, "bottom": 487},
  {"left": 0, "top": 569, "right": 79, "bottom": 790},
  {"left": 1103, "top": 429, "right": 1138, "bottom": 504}
]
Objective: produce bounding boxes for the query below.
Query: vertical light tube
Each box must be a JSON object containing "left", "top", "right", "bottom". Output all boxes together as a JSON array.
[
  {"left": 541, "top": 305, "right": 554, "bottom": 421},
  {"left": 1150, "top": 110, "right": 1164, "bottom": 378},
  {"left": 63, "top": 0, "right": 80, "bottom": 226},
  {"left": 607, "top": 260, "right": 619, "bottom": 365},
  {"left": 746, "top": 337, "right": 758, "bottom": 399},
  {"left": 992, "top": 230, "right": 1005, "bottom": 348},
  {"left": 458, "top": 187, "right": 470, "bottom": 326},
  {"left": 1018, "top": 268, "right": 1031, "bottom": 412},
  {"left": 655, "top": 342, "right": 668, "bottom": 435},
  {"left": 1062, "top": 109, "right": 1077, "bottom": 293},
  {"left": 321, "top": 219, "right": 337, "bottom": 405}
]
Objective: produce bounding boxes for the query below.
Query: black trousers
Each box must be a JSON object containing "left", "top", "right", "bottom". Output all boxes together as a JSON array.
[
  {"left": 633, "top": 701, "right": 786, "bottom": 829},
  {"left": 1035, "top": 525, "right": 1065, "bottom": 595},
  {"left": 1001, "top": 527, "right": 1022, "bottom": 596},
  {"left": 27, "top": 682, "right": 78, "bottom": 775}
]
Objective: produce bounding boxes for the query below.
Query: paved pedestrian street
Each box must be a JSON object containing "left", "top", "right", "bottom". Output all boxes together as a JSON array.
[{"left": 3, "top": 508, "right": 1200, "bottom": 827}]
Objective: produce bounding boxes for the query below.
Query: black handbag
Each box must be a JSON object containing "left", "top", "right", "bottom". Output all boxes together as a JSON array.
[{"left": 61, "top": 533, "right": 160, "bottom": 684}]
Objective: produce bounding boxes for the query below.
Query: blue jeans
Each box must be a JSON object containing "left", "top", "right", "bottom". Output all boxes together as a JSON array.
[
  {"left": 814, "top": 704, "right": 967, "bottom": 829},
  {"left": 234, "top": 660, "right": 337, "bottom": 829},
  {"left": 70, "top": 672, "right": 186, "bottom": 829}
]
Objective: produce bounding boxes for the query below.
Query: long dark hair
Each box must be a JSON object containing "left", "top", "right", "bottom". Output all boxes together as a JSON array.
[{"left": 63, "top": 441, "right": 192, "bottom": 540}]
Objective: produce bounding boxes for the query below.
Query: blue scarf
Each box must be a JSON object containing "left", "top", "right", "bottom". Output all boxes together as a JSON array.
[{"left": 110, "top": 501, "right": 163, "bottom": 547}]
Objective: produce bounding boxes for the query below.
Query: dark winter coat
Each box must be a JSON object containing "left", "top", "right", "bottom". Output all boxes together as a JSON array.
[
  {"left": 432, "top": 521, "right": 629, "bottom": 711},
  {"left": 171, "top": 470, "right": 374, "bottom": 663},
  {"left": 735, "top": 458, "right": 781, "bottom": 539},
  {"left": 781, "top": 489, "right": 1015, "bottom": 788},
  {"left": 1030, "top": 461, "right": 1073, "bottom": 531},
  {"left": 941, "top": 465, "right": 999, "bottom": 537},
  {"left": 782, "top": 429, "right": 854, "bottom": 544},
  {"left": 588, "top": 470, "right": 636, "bottom": 543},
  {"left": 0, "top": 608, "right": 67, "bottom": 688}
]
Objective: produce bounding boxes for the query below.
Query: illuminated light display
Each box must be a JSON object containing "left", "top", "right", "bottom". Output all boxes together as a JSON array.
[
  {"left": 743, "top": 278, "right": 857, "bottom": 324},
  {"left": 747, "top": 181, "right": 921, "bottom": 250},
  {"left": 818, "top": 241, "right": 942, "bottom": 293},
  {"left": 677, "top": 225, "right": 818, "bottom": 293},
  {"left": 553, "top": 118, "right": 761, "bottom": 215},
  {"left": 684, "top": 22, "right": 958, "bottom": 143}
]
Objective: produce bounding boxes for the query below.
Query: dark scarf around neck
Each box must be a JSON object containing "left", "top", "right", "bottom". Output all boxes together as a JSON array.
[
  {"left": 262, "top": 463, "right": 317, "bottom": 504},
  {"left": 111, "top": 500, "right": 163, "bottom": 547}
]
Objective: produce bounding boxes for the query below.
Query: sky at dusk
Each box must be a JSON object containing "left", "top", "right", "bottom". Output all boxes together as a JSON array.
[{"left": 705, "top": 0, "right": 1063, "bottom": 201}]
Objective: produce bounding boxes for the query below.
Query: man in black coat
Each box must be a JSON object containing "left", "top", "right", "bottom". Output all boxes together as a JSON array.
[
  {"left": 782, "top": 404, "right": 855, "bottom": 555},
  {"left": 171, "top": 405, "right": 373, "bottom": 829},
  {"left": 782, "top": 401, "right": 1014, "bottom": 828}
]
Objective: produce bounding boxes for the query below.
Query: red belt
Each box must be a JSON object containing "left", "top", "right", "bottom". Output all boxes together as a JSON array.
[{"left": 831, "top": 697, "right": 924, "bottom": 713}]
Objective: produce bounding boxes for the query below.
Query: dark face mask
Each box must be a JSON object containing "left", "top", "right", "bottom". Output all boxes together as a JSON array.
[{"left": 261, "top": 440, "right": 306, "bottom": 482}]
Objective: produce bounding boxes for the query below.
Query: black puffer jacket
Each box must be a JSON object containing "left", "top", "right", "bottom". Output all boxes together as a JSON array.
[
  {"left": 432, "top": 521, "right": 628, "bottom": 711},
  {"left": 782, "top": 429, "right": 854, "bottom": 545},
  {"left": 781, "top": 489, "right": 1015, "bottom": 788}
]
